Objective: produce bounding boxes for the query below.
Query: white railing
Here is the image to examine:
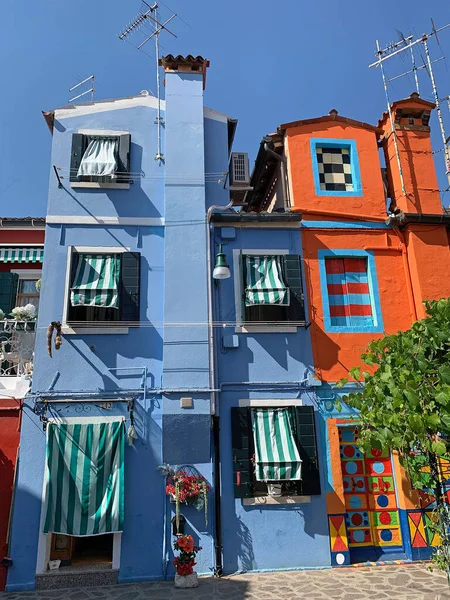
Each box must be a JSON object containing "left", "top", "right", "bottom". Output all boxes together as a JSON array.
[{"left": 0, "top": 320, "right": 36, "bottom": 376}]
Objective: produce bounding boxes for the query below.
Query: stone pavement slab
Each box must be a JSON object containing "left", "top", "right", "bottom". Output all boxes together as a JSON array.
[{"left": 2, "top": 564, "right": 450, "bottom": 600}]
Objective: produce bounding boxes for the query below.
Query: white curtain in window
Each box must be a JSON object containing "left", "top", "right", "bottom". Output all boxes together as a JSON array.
[{"left": 78, "top": 137, "right": 118, "bottom": 178}]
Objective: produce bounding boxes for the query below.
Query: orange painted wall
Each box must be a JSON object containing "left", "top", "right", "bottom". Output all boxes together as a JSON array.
[
  {"left": 285, "top": 121, "right": 386, "bottom": 220},
  {"left": 303, "top": 229, "right": 413, "bottom": 382},
  {"left": 404, "top": 225, "right": 450, "bottom": 319}
]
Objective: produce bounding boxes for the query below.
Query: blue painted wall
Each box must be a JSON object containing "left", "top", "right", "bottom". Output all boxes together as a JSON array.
[
  {"left": 8, "top": 77, "right": 233, "bottom": 589},
  {"left": 213, "top": 225, "right": 331, "bottom": 572}
]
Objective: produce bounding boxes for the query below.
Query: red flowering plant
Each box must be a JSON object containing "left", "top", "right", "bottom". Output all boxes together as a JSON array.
[
  {"left": 173, "top": 535, "right": 202, "bottom": 576},
  {"left": 158, "top": 464, "right": 210, "bottom": 528}
]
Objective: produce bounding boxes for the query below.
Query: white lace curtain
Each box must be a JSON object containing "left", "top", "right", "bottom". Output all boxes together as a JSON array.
[{"left": 78, "top": 137, "right": 118, "bottom": 178}]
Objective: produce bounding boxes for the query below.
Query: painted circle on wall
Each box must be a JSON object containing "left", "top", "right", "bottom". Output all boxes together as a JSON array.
[
  {"left": 356, "top": 479, "right": 364, "bottom": 489},
  {"left": 336, "top": 553, "right": 346, "bottom": 565},
  {"left": 341, "top": 429, "right": 355, "bottom": 443},
  {"left": 352, "top": 530, "right": 366, "bottom": 543},
  {"left": 349, "top": 496, "right": 362, "bottom": 509},
  {"left": 351, "top": 513, "right": 363, "bottom": 526},
  {"left": 380, "top": 529, "right": 393, "bottom": 542},
  {"left": 379, "top": 512, "right": 392, "bottom": 525},
  {"left": 372, "top": 461, "right": 385, "bottom": 474},
  {"left": 343, "top": 446, "right": 355, "bottom": 458},
  {"left": 377, "top": 495, "right": 389, "bottom": 508},
  {"left": 345, "top": 461, "right": 357, "bottom": 475},
  {"left": 371, "top": 448, "right": 383, "bottom": 458}
]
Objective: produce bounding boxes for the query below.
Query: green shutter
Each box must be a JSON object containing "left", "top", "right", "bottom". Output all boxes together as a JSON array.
[
  {"left": 293, "top": 406, "right": 321, "bottom": 496},
  {"left": 70, "top": 134, "right": 86, "bottom": 182},
  {"left": 120, "top": 252, "right": 140, "bottom": 322},
  {"left": 116, "top": 134, "right": 131, "bottom": 183},
  {"left": 0, "top": 272, "right": 19, "bottom": 315},
  {"left": 231, "top": 407, "right": 254, "bottom": 498},
  {"left": 283, "top": 255, "right": 306, "bottom": 324}
]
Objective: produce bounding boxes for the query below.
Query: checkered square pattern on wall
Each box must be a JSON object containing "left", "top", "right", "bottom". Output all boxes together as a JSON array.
[{"left": 316, "top": 147, "right": 353, "bottom": 192}]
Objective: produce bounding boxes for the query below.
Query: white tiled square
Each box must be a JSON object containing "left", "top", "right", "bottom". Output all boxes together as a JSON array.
[{"left": 343, "top": 163, "right": 352, "bottom": 174}]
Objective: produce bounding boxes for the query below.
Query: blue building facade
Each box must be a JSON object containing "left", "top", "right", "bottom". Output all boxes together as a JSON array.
[
  {"left": 210, "top": 216, "right": 331, "bottom": 573},
  {"left": 6, "top": 55, "right": 236, "bottom": 591}
]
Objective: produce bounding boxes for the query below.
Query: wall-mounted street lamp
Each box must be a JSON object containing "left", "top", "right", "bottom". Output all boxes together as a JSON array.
[{"left": 212, "top": 244, "right": 231, "bottom": 280}]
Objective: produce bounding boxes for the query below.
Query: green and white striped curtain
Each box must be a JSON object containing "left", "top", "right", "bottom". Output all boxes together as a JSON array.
[
  {"left": 251, "top": 408, "right": 302, "bottom": 481},
  {"left": 0, "top": 247, "right": 44, "bottom": 263},
  {"left": 44, "top": 420, "right": 125, "bottom": 536},
  {"left": 245, "top": 255, "right": 289, "bottom": 306},
  {"left": 70, "top": 254, "right": 121, "bottom": 309}
]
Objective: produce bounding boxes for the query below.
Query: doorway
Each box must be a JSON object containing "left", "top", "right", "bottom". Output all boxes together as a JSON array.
[
  {"left": 339, "top": 425, "right": 405, "bottom": 562},
  {"left": 50, "top": 533, "right": 113, "bottom": 568}
]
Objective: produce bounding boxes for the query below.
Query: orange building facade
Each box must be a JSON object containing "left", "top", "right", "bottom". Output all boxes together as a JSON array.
[{"left": 244, "top": 93, "right": 450, "bottom": 566}]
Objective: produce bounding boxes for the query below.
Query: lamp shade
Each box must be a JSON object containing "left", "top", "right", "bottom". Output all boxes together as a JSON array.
[{"left": 213, "top": 244, "right": 231, "bottom": 280}]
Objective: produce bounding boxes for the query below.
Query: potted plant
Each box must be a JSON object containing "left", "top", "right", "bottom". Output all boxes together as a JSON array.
[
  {"left": 10, "top": 304, "right": 37, "bottom": 331},
  {"left": 173, "top": 535, "right": 202, "bottom": 588}
]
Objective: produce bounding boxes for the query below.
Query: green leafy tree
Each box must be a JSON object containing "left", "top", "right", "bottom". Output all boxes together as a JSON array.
[{"left": 338, "top": 298, "right": 450, "bottom": 578}]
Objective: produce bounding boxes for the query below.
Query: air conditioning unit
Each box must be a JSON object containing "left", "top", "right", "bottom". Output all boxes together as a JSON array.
[{"left": 230, "top": 152, "right": 250, "bottom": 186}]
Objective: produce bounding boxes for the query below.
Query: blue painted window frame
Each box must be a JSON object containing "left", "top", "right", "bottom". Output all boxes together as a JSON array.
[
  {"left": 310, "top": 138, "right": 362, "bottom": 197},
  {"left": 318, "top": 249, "right": 384, "bottom": 333}
]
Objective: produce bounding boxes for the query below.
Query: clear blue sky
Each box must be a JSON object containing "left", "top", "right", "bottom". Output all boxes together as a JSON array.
[{"left": 1, "top": 0, "right": 449, "bottom": 216}]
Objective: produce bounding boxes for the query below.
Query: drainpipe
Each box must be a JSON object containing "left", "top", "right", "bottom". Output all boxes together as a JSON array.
[
  {"left": 206, "top": 199, "right": 234, "bottom": 577},
  {"left": 263, "top": 141, "right": 290, "bottom": 209}
]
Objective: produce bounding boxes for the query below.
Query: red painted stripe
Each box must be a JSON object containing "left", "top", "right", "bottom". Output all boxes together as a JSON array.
[
  {"left": 330, "top": 305, "right": 350, "bottom": 317},
  {"left": 349, "top": 304, "right": 372, "bottom": 316},
  {"left": 325, "top": 258, "right": 345, "bottom": 274},
  {"left": 327, "top": 283, "right": 346, "bottom": 295},
  {"left": 347, "top": 282, "right": 369, "bottom": 294},
  {"left": 343, "top": 258, "right": 367, "bottom": 273}
]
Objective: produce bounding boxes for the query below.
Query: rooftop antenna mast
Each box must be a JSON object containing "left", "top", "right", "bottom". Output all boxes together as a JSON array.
[
  {"left": 119, "top": 1, "right": 178, "bottom": 165},
  {"left": 370, "top": 21, "right": 450, "bottom": 191},
  {"left": 68, "top": 75, "right": 95, "bottom": 103}
]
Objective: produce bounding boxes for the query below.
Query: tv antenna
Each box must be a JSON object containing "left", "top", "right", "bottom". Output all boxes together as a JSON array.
[
  {"left": 119, "top": 1, "right": 178, "bottom": 164},
  {"left": 370, "top": 20, "right": 450, "bottom": 190},
  {"left": 68, "top": 75, "right": 95, "bottom": 104}
]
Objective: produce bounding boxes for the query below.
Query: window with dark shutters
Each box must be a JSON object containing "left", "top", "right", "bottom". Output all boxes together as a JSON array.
[
  {"left": 231, "top": 405, "right": 321, "bottom": 499},
  {"left": 66, "top": 251, "right": 141, "bottom": 326},
  {"left": 243, "top": 254, "right": 307, "bottom": 325},
  {"left": 0, "top": 272, "right": 19, "bottom": 316},
  {"left": 69, "top": 133, "right": 131, "bottom": 184}
]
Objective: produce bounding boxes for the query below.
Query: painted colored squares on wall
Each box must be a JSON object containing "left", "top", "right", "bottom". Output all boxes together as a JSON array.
[
  {"left": 339, "top": 427, "right": 402, "bottom": 550},
  {"left": 316, "top": 147, "right": 353, "bottom": 192},
  {"left": 325, "top": 258, "right": 373, "bottom": 327}
]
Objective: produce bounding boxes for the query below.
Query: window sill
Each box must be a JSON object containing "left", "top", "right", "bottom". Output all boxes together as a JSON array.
[
  {"left": 70, "top": 182, "right": 130, "bottom": 190},
  {"left": 61, "top": 326, "right": 129, "bottom": 335},
  {"left": 235, "top": 325, "right": 298, "bottom": 334},
  {"left": 243, "top": 495, "right": 311, "bottom": 506}
]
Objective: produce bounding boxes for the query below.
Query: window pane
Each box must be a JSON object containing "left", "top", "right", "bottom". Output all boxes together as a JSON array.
[
  {"left": 325, "top": 257, "right": 372, "bottom": 327},
  {"left": 316, "top": 146, "right": 353, "bottom": 192},
  {"left": 19, "top": 279, "right": 40, "bottom": 294},
  {"left": 17, "top": 296, "right": 39, "bottom": 311}
]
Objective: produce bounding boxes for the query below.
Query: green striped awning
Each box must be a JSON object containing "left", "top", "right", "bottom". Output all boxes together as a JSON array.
[
  {"left": 0, "top": 247, "right": 44, "bottom": 263},
  {"left": 245, "top": 255, "right": 289, "bottom": 306},
  {"left": 44, "top": 420, "right": 125, "bottom": 536},
  {"left": 71, "top": 254, "right": 121, "bottom": 309},
  {"left": 252, "top": 408, "right": 302, "bottom": 482}
]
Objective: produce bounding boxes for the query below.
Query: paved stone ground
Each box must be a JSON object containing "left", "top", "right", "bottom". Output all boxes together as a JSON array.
[{"left": 3, "top": 564, "right": 450, "bottom": 600}]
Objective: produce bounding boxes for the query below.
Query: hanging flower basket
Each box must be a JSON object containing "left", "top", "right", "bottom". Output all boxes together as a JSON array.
[{"left": 158, "top": 464, "right": 210, "bottom": 530}]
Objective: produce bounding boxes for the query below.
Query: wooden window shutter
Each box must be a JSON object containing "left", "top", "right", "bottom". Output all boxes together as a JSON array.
[
  {"left": 120, "top": 252, "right": 141, "bottom": 322},
  {"left": 69, "top": 134, "right": 86, "bottom": 182},
  {"left": 293, "top": 406, "right": 321, "bottom": 496},
  {"left": 0, "top": 273, "right": 19, "bottom": 316},
  {"left": 231, "top": 407, "right": 254, "bottom": 498},
  {"left": 283, "top": 255, "right": 306, "bottom": 324},
  {"left": 116, "top": 134, "right": 131, "bottom": 183}
]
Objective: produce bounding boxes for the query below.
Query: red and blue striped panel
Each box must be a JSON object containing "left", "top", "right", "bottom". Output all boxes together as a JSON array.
[{"left": 325, "top": 258, "right": 373, "bottom": 327}]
